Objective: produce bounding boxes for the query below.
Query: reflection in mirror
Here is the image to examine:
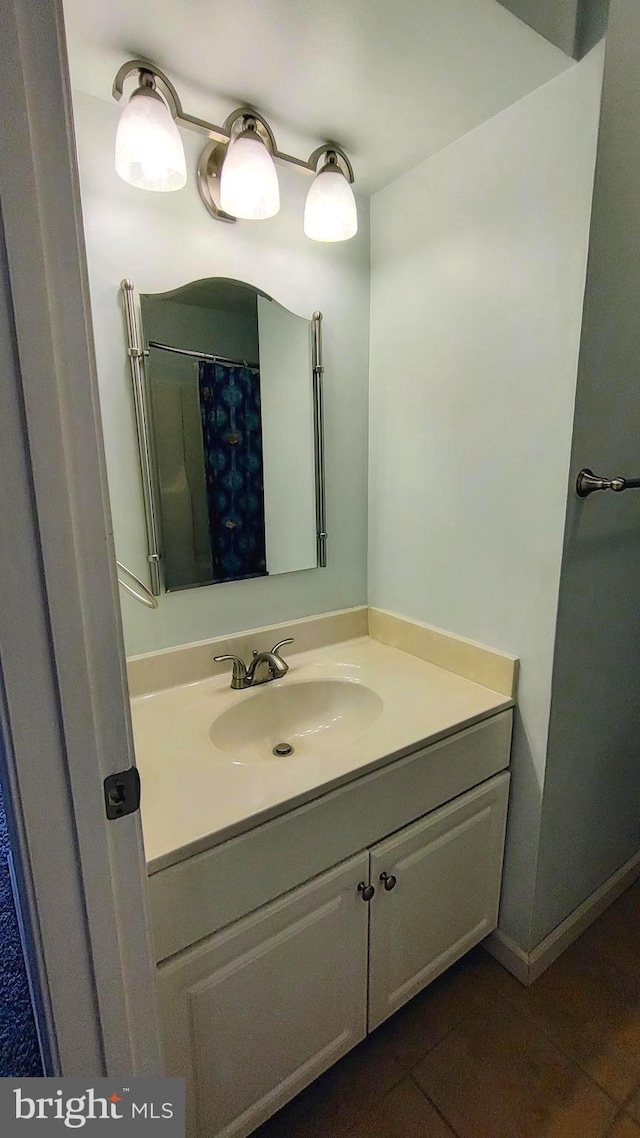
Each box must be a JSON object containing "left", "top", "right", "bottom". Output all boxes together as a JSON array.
[{"left": 131, "top": 279, "right": 323, "bottom": 591}]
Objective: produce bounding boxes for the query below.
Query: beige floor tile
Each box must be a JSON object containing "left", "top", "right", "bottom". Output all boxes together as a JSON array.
[
  {"left": 315, "top": 1029, "right": 405, "bottom": 1125},
  {"left": 253, "top": 1031, "right": 404, "bottom": 1138},
  {"left": 412, "top": 997, "right": 617, "bottom": 1138},
  {"left": 347, "top": 1079, "right": 456, "bottom": 1137},
  {"left": 251, "top": 1085, "right": 347, "bottom": 1138},
  {"left": 608, "top": 1117, "right": 640, "bottom": 1138},
  {"left": 379, "top": 945, "right": 522, "bottom": 1069},
  {"left": 503, "top": 934, "right": 640, "bottom": 1102},
  {"left": 581, "top": 885, "right": 640, "bottom": 980},
  {"left": 625, "top": 1086, "right": 640, "bottom": 1125}
]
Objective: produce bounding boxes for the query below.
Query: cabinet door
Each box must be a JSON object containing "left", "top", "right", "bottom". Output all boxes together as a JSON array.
[
  {"left": 157, "top": 852, "right": 369, "bottom": 1138},
  {"left": 368, "top": 772, "right": 509, "bottom": 1031}
]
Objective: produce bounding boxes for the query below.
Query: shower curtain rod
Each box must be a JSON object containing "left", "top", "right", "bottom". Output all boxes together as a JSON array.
[{"left": 148, "top": 340, "right": 259, "bottom": 369}]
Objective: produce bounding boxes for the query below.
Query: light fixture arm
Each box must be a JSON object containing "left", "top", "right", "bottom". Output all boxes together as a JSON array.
[
  {"left": 112, "top": 58, "right": 356, "bottom": 187},
  {"left": 113, "top": 58, "right": 232, "bottom": 146},
  {"left": 307, "top": 145, "right": 355, "bottom": 184}
]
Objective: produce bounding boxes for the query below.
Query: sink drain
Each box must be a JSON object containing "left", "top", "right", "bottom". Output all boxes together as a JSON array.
[{"left": 272, "top": 742, "right": 295, "bottom": 757}]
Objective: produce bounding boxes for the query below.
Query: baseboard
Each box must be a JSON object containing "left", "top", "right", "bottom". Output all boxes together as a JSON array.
[
  {"left": 484, "top": 848, "right": 640, "bottom": 986},
  {"left": 528, "top": 849, "right": 640, "bottom": 981},
  {"left": 483, "top": 928, "right": 531, "bottom": 985}
]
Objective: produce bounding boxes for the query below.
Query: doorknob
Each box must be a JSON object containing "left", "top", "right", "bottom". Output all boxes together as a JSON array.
[{"left": 379, "top": 872, "right": 397, "bottom": 891}]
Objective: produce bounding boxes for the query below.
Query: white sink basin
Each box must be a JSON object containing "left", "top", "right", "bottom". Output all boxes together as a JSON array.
[{"left": 209, "top": 678, "right": 383, "bottom": 762}]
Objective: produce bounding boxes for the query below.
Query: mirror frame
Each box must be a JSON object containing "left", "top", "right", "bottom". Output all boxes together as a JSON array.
[{"left": 120, "top": 279, "right": 326, "bottom": 597}]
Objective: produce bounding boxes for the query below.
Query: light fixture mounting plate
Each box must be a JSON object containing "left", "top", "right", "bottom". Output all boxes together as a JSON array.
[{"left": 197, "top": 141, "right": 236, "bottom": 223}]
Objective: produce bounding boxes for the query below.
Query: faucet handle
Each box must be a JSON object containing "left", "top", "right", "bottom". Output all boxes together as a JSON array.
[
  {"left": 213, "top": 654, "right": 248, "bottom": 689},
  {"left": 270, "top": 637, "right": 294, "bottom": 658}
]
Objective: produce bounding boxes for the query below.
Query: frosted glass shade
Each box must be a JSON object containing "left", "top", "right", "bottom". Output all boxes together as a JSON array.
[
  {"left": 304, "top": 164, "right": 358, "bottom": 242},
  {"left": 220, "top": 133, "right": 280, "bottom": 219},
  {"left": 115, "top": 87, "right": 187, "bottom": 192}
]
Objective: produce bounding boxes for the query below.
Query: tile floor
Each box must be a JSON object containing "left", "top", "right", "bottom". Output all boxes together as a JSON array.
[{"left": 254, "top": 879, "right": 640, "bottom": 1137}]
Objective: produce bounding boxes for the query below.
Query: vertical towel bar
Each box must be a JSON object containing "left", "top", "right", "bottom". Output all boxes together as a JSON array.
[{"left": 312, "top": 311, "right": 327, "bottom": 568}]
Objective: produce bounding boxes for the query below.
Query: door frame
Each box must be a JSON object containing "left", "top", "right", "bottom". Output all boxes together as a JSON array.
[{"left": 0, "top": 0, "right": 162, "bottom": 1075}]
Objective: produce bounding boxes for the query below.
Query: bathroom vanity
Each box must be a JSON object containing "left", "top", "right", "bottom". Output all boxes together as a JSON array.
[{"left": 131, "top": 621, "right": 515, "bottom": 1138}]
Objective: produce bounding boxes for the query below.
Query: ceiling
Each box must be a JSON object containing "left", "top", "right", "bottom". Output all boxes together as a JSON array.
[{"left": 62, "top": 0, "right": 572, "bottom": 195}]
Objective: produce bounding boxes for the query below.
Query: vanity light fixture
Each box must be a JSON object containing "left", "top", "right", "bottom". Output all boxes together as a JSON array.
[
  {"left": 219, "top": 116, "right": 280, "bottom": 220},
  {"left": 304, "top": 150, "right": 358, "bottom": 242},
  {"left": 114, "top": 70, "right": 187, "bottom": 192},
  {"left": 112, "top": 59, "right": 357, "bottom": 240}
]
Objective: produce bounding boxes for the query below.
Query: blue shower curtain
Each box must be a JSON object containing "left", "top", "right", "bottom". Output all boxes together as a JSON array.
[{"left": 198, "top": 361, "right": 268, "bottom": 583}]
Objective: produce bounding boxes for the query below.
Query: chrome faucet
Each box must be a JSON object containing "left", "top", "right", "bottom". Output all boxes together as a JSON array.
[{"left": 214, "top": 638, "right": 294, "bottom": 690}]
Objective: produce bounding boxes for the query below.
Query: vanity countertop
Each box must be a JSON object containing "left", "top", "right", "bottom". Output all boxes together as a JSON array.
[{"left": 131, "top": 635, "right": 513, "bottom": 873}]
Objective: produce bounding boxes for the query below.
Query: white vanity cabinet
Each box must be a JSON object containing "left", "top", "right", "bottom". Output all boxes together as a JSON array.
[
  {"left": 156, "top": 758, "right": 510, "bottom": 1138},
  {"left": 368, "top": 774, "right": 509, "bottom": 1030},
  {"left": 158, "top": 853, "right": 369, "bottom": 1138}
]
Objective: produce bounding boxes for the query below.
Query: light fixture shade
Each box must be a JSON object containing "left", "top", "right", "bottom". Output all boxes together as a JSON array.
[
  {"left": 220, "top": 132, "right": 280, "bottom": 220},
  {"left": 115, "top": 87, "right": 187, "bottom": 192},
  {"left": 304, "top": 162, "right": 358, "bottom": 242}
]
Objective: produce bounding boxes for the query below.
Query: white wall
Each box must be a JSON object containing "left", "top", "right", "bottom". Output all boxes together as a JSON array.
[
  {"left": 531, "top": 0, "right": 640, "bottom": 944},
  {"left": 72, "top": 92, "right": 370, "bottom": 656},
  {"left": 368, "top": 47, "right": 604, "bottom": 949}
]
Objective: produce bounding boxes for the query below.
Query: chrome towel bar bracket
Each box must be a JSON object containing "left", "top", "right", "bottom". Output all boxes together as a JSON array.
[
  {"left": 116, "top": 561, "right": 159, "bottom": 609},
  {"left": 576, "top": 468, "right": 640, "bottom": 498}
]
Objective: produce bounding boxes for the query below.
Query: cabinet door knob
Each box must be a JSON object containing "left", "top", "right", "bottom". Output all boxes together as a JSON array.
[
  {"left": 379, "top": 872, "right": 397, "bottom": 891},
  {"left": 357, "top": 881, "right": 375, "bottom": 901}
]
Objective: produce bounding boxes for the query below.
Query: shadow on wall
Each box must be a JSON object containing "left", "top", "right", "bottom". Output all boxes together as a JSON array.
[
  {"left": 497, "top": 0, "right": 609, "bottom": 58},
  {"left": 0, "top": 779, "right": 42, "bottom": 1076}
]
